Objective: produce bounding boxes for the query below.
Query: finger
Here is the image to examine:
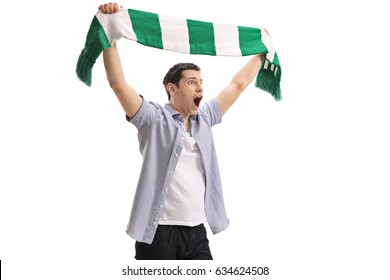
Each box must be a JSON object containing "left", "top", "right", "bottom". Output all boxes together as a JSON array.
[
  {"left": 113, "top": 3, "right": 120, "bottom": 12},
  {"left": 107, "top": 3, "right": 114, "bottom": 13},
  {"left": 101, "top": 3, "right": 110, "bottom": 13},
  {"left": 108, "top": 2, "right": 116, "bottom": 14}
]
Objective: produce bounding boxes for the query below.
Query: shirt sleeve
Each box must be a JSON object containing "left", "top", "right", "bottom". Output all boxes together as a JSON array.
[
  {"left": 126, "top": 98, "right": 161, "bottom": 131},
  {"left": 199, "top": 99, "right": 222, "bottom": 127}
]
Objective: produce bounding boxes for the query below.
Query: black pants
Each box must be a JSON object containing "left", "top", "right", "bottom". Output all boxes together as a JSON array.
[{"left": 135, "top": 224, "right": 213, "bottom": 260}]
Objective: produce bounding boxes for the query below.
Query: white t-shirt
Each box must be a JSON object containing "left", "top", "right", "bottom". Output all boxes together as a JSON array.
[{"left": 159, "top": 132, "right": 207, "bottom": 226}]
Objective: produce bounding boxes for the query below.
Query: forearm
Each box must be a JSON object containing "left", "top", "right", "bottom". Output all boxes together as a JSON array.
[
  {"left": 215, "top": 54, "right": 264, "bottom": 115},
  {"left": 230, "top": 54, "right": 263, "bottom": 91},
  {"left": 103, "top": 42, "right": 127, "bottom": 90}
]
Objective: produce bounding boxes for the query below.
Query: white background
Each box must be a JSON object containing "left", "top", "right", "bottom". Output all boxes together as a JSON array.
[{"left": 1, "top": 0, "right": 389, "bottom": 279}]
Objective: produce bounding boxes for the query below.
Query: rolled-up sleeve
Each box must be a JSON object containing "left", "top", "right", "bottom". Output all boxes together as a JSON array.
[
  {"left": 200, "top": 99, "right": 222, "bottom": 127},
  {"left": 126, "top": 99, "right": 160, "bottom": 131}
]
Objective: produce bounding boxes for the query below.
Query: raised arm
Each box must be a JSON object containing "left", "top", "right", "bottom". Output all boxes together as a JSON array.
[
  {"left": 100, "top": 3, "right": 142, "bottom": 118},
  {"left": 215, "top": 54, "right": 264, "bottom": 116}
]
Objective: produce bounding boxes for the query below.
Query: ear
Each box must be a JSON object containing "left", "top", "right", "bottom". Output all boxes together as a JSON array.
[{"left": 167, "top": 83, "right": 176, "bottom": 96}]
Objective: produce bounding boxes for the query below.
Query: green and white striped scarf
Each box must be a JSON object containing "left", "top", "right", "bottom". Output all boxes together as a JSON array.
[{"left": 76, "top": 8, "right": 282, "bottom": 100}]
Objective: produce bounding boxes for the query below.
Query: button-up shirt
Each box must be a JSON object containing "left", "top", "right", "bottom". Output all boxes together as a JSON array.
[{"left": 126, "top": 98, "right": 229, "bottom": 244}]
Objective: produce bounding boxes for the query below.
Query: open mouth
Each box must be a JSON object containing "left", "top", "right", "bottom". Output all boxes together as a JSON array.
[{"left": 194, "top": 96, "right": 203, "bottom": 108}]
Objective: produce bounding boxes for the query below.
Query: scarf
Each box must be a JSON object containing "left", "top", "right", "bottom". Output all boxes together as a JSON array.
[{"left": 76, "top": 8, "right": 282, "bottom": 101}]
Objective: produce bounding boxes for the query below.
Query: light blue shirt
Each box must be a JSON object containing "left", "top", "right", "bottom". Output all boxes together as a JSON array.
[{"left": 126, "top": 98, "right": 229, "bottom": 244}]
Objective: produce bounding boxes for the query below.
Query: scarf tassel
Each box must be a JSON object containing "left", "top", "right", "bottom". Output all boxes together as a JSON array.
[{"left": 256, "top": 66, "right": 282, "bottom": 101}]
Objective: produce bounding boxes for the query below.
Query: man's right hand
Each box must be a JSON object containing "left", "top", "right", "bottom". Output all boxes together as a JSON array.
[{"left": 98, "top": 2, "right": 121, "bottom": 14}]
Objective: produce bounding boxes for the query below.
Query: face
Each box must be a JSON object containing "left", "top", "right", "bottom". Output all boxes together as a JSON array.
[{"left": 169, "top": 69, "right": 203, "bottom": 117}]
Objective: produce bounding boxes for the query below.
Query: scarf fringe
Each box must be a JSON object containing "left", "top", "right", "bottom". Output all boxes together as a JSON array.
[
  {"left": 76, "top": 50, "right": 94, "bottom": 86},
  {"left": 256, "top": 67, "right": 282, "bottom": 101}
]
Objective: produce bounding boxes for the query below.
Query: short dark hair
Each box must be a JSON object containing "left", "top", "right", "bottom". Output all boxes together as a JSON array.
[{"left": 162, "top": 63, "right": 201, "bottom": 100}]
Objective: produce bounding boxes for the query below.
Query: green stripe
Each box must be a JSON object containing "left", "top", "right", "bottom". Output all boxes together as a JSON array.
[
  {"left": 128, "top": 9, "right": 163, "bottom": 49},
  {"left": 76, "top": 16, "right": 111, "bottom": 86},
  {"left": 273, "top": 52, "right": 281, "bottom": 67},
  {"left": 187, "top": 19, "right": 216, "bottom": 55},
  {"left": 238, "top": 26, "right": 267, "bottom": 56},
  {"left": 86, "top": 16, "right": 112, "bottom": 61}
]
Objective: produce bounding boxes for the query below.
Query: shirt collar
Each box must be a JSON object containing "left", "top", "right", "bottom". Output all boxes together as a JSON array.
[
  {"left": 164, "top": 103, "right": 180, "bottom": 117},
  {"left": 164, "top": 103, "right": 198, "bottom": 121}
]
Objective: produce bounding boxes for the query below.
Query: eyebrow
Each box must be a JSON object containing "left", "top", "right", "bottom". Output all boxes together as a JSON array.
[{"left": 187, "top": 77, "right": 203, "bottom": 82}]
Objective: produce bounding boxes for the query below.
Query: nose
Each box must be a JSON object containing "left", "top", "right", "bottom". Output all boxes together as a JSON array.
[{"left": 196, "top": 83, "right": 203, "bottom": 92}]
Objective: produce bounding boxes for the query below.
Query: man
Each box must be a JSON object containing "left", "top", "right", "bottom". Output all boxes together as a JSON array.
[{"left": 99, "top": 2, "right": 265, "bottom": 260}]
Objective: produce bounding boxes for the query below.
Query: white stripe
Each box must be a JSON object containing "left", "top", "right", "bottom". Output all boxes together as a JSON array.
[
  {"left": 264, "top": 60, "right": 269, "bottom": 69},
  {"left": 260, "top": 28, "right": 275, "bottom": 62},
  {"left": 159, "top": 15, "right": 190, "bottom": 53},
  {"left": 96, "top": 9, "right": 136, "bottom": 44},
  {"left": 213, "top": 23, "right": 241, "bottom": 56}
]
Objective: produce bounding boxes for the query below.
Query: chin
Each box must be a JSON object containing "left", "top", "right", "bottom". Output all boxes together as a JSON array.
[{"left": 191, "top": 107, "right": 199, "bottom": 116}]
